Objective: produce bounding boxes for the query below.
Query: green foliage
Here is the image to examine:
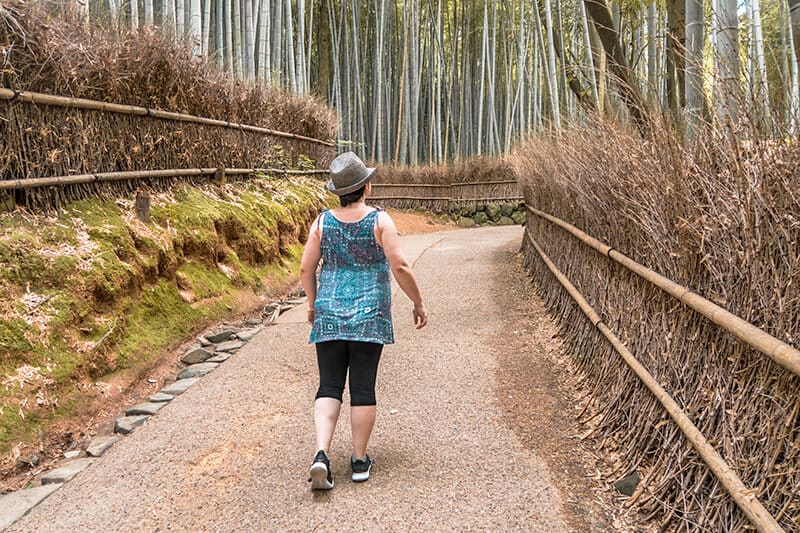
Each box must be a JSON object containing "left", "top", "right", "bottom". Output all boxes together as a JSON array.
[{"left": 0, "top": 177, "right": 327, "bottom": 457}]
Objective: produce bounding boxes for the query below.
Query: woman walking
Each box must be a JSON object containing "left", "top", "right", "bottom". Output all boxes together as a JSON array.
[{"left": 300, "top": 152, "right": 427, "bottom": 490}]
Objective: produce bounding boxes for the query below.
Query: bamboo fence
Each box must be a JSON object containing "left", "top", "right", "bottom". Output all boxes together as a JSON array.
[
  {"left": 0, "top": 88, "right": 336, "bottom": 147},
  {"left": 370, "top": 180, "right": 523, "bottom": 211},
  {"left": 1, "top": 88, "right": 336, "bottom": 209},
  {"left": 526, "top": 206, "right": 800, "bottom": 378},
  {"left": 524, "top": 209, "right": 798, "bottom": 532}
]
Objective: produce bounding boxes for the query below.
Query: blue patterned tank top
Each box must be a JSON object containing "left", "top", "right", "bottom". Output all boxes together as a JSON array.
[{"left": 309, "top": 208, "right": 394, "bottom": 345}]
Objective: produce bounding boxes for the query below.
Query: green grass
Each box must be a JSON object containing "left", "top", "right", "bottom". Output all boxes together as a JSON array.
[{"left": 0, "top": 176, "right": 328, "bottom": 457}]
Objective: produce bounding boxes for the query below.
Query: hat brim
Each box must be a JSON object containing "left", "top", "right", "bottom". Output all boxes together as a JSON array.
[{"left": 326, "top": 167, "right": 375, "bottom": 196}]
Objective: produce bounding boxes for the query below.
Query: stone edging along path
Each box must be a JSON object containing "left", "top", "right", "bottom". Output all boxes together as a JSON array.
[{"left": 0, "top": 296, "right": 306, "bottom": 531}]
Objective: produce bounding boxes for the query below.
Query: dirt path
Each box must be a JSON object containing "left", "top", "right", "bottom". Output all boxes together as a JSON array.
[{"left": 8, "top": 226, "right": 628, "bottom": 532}]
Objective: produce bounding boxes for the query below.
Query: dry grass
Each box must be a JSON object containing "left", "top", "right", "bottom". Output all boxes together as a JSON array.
[
  {"left": 0, "top": 1, "right": 337, "bottom": 209},
  {"left": 513, "top": 120, "right": 800, "bottom": 531}
]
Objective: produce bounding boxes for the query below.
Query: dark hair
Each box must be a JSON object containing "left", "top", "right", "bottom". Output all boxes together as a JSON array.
[{"left": 339, "top": 185, "right": 366, "bottom": 207}]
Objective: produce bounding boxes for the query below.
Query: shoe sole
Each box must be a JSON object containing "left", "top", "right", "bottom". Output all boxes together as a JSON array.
[
  {"left": 351, "top": 464, "right": 372, "bottom": 483},
  {"left": 309, "top": 462, "right": 334, "bottom": 490}
]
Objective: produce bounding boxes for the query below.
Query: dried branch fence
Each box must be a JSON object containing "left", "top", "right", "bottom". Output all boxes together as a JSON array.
[
  {"left": 525, "top": 206, "right": 797, "bottom": 532},
  {"left": 1, "top": 89, "right": 335, "bottom": 209},
  {"left": 370, "top": 180, "right": 523, "bottom": 211},
  {"left": 0, "top": 88, "right": 336, "bottom": 147}
]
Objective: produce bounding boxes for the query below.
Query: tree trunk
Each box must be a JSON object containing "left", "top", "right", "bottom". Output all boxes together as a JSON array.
[
  {"left": 543, "top": 0, "right": 562, "bottom": 131},
  {"left": 713, "top": 0, "right": 739, "bottom": 129},
  {"left": 583, "top": 0, "right": 650, "bottom": 132},
  {"left": 316, "top": 0, "right": 332, "bottom": 99},
  {"left": 789, "top": 0, "right": 800, "bottom": 133},
  {"left": 751, "top": 0, "right": 771, "bottom": 131},
  {"left": 684, "top": 0, "right": 705, "bottom": 140},
  {"left": 257, "top": 0, "right": 270, "bottom": 81},
  {"left": 131, "top": 0, "right": 139, "bottom": 31},
  {"left": 665, "top": 0, "right": 685, "bottom": 118},
  {"left": 190, "top": 0, "right": 201, "bottom": 56}
]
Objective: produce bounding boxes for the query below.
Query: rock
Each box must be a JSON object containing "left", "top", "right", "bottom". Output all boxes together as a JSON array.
[
  {"left": 160, "top": 378, "right": 199, "bottom": 396},
  {"left": 501, "top": 203, "right": 515, "bottom": 217},
  {"left": 178, "top": 289, "right": 195, "bottom": 304},
  {"left": 216, "top": 340, "right": 245, "bottom": 353},
  {"left": 175, "top": 271, "right": 192, "bottom": 290},
  {"left": 245, "top": 318, "right": 262, "bottom": 326},
  {"left": 181, "top": 346, "right": 213, "bottom": 365},
  {"left": 114, "top": 415, "right": 149, "bottom": 434},
  {"left": 86, "top": 436, "right": 119, "bottom": 457},
  {"left": 205, "top": 330, "right": 237, "bottom": 343},
  {"left": 456, "top": 217, "right": 476, "bottom": 228},
  {"left": 0, "top": 484, "right": 63, "bottom": 530},
  {"left": 511, "top": 211, "right": 527, "bottom": 225},
  {"left": 474, "top": 212, "right": 489, "bottom": 225},
  {"left": 389, "top": 409, "right": 399, "bottom": 415},
  {"left": 197, "top": 336, "right": 212, "bottom": 347},
  {"left": 614, "top": 472, "right": 641, "bottom": 496},
  {"left": 125, "top": 402, "right": 165, "bottom": 416},
  {"left": 486, "top": 203, "right": 502, "bottom": 221},
  {"left": 207, "top": 353, "right": 230, "bottom": 363},
  {"left": 236, "top": 327, "right": 262, "bottom": 342},
  {"left": 29, "top": 454, "right": 41, "bottom": 466},
  {"left": 177, "top": 362, "right": 219, "bottom": 380},
  {"left": 41, "top": 458, "right": 94, "bottom": 485},
  {"left": 63, "top": 451, "right": 81, "bottom": 459},
  {"left": 149, "top": 392, "right": 174, "bottom": 403},
  {"left": 498, "top": 216, "right": 515, "bottom": 226}
]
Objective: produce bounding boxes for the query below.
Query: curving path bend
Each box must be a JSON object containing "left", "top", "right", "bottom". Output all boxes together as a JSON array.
[{"left": 9, "top": 226, "right": 588, "bottom": 532}]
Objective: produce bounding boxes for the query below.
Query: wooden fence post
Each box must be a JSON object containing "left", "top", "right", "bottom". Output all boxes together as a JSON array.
[
  {"left": 135, "top": 191, "right": 151, "bottom": 222},
  {"left": 214, "top": 167, "right": 227, "bottom": 186}
]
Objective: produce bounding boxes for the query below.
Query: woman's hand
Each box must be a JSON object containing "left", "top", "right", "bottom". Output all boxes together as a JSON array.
[
  {"left": 307, "top": 308, "right": 315, "bottom": 325},
  {"left": 413, "top": 302, "right": 428, "bottom": 329}
]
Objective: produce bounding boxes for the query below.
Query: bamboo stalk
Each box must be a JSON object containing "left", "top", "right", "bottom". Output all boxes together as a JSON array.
[
  {"left": 0, "top": 168, "right": 329, "bottom": 191},
  {"left": 525, "top": 230, "right": 784, "bottom": 533},
  {"left": 526, "top": 205, "right": 800, "bottom": 378},
  {"left": 0, "top": 88, "right": 335, "bottom": 147}
]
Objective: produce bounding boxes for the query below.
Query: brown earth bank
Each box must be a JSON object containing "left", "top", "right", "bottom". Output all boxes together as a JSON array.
[{"left": 0, "top": 207, "right": 454, "bottom": 493}]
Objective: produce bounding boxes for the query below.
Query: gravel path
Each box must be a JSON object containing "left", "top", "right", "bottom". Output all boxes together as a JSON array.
[{"left": 9, "top": 226, "right": 577, "bottom": 532}]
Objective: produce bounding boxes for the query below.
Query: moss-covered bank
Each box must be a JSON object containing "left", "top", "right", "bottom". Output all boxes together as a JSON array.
[{"left": 0, "top": 175, "right": 331, "bottom": 458}]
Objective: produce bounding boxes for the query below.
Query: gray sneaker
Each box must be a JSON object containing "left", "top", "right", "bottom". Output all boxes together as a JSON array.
[
  {"left": 309, "top": 450, "right": 334, "bottom": 490},
  {"left": 351, "top": 455, "right": 373, "bottom": 482}
]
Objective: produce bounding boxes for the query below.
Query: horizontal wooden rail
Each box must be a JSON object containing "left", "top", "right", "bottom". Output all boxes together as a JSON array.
[
  {"left": 526, "top": 205, "right": 800, "bottom": 378},
  {"left": 371, "top": 183, "right": 452, "bottom": 189},
  {"left": 0, "top": 87, "right": 336, "bottom": 147},
  {"left": 451, "top": 180, "right": 518, "bottom": 186},
  {"left": 0, "top": 167, "right": 328, "bottom": 191},
  {"left": 371, "top": 180, "right": 517, "bottom": 188},
  {"left": 369, "top": 195, "right": 523, "bottom": 202},
  {"left": 525, "top": 230, "right": 783, "bottom": 533}
]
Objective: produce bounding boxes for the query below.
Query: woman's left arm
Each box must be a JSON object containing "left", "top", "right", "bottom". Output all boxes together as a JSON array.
[{"left": 300, "top": 216, "right": 323, "bottom": 324}]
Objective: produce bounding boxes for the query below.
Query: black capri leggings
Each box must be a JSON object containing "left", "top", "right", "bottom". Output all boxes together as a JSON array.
[{"left": 315, "top": 340, "right": 383, "bottom": 406}]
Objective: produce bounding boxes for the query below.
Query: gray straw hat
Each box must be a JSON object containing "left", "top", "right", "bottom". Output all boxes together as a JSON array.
[{"left": 326, "top": 151, "right": 375, "bottom": 196}]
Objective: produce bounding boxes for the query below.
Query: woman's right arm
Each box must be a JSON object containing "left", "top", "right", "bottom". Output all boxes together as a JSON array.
[
  {"left": 300, "top": 215, "right": 323, "bottom": 325},
  {"left": 378, "top": 212, "right": 428, "bottom": 329}
]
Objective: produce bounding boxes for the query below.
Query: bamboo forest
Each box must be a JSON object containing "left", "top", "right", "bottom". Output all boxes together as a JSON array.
[{"left": 63, "top": 0, "right": 798, "bottom": 162}]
